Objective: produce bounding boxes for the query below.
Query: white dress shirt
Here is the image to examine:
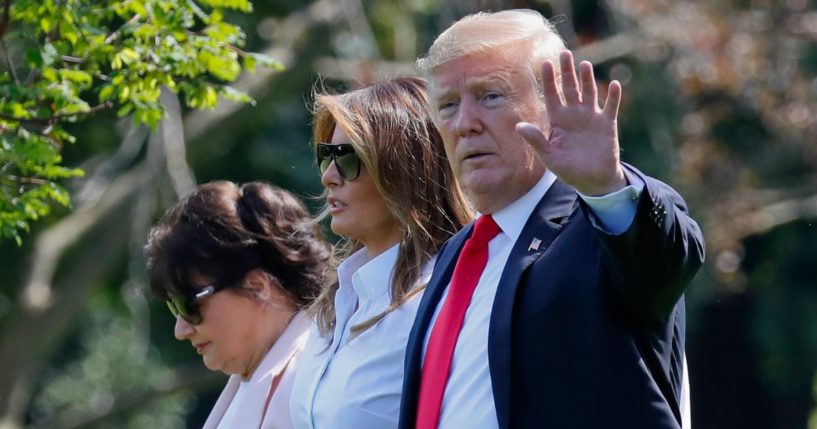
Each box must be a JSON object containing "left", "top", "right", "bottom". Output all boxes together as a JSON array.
[
  {"left": 290, "top": 244, "right": 433, "bottom": 429},
  {"left": 204, "top": 311, "right": 311, "bottom": 429},
  {"left": 423, "top": 170, "right": 557, "bottom": 428},
  {"left": 423, "top": 170, "right": 690, "bottom": 428}
]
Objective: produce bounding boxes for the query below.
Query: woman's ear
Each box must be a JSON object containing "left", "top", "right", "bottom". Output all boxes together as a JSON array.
[
  {"left": 243, "top": 269, "right": 275, "bottom": 301},
  {"left": 243, "top": 269, "right": 295, "bottom": 311}
]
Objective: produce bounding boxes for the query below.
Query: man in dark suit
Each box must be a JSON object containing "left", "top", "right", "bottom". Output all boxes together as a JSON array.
[{"left": 399, "top": 9, "right": 704, "bottom": 429}]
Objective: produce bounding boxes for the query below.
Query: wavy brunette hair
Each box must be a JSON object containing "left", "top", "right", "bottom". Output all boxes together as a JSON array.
[
  {"left": 145, "top": 181, "right": 331, "bottom": 308},
  {"left": 310, "top": 76, "right": 473, "bottom": 336}
]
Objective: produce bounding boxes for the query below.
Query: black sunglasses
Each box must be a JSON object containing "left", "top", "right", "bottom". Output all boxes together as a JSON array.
[
  {"left": 316, "top": 143, "right": 361, "bottom": 181},
  {"left": 166, "top": 283, "right": 230, "bottom": 325}
]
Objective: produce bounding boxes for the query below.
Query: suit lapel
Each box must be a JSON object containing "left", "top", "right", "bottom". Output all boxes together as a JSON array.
[
  {"left": 400, "top": 223, "right": 473, "bottom": 428},
  {"left": 410, "top": 225, "right": 471, "bottom": 362},
  {"left": 489, "top": 179, "right": 579, "bottom": 429}
]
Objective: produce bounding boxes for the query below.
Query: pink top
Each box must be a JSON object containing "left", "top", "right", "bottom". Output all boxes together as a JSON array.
[{"left": 203, "top": 311, "right": 310, "bottom": 429}]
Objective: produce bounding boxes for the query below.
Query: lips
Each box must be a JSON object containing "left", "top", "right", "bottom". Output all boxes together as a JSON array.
[
  {"left": 194, "top": 342, "right": 210, "bottom": 354},
  {"left": 462, "top": 151, "right": 492, "bottom": 163},
  {"left": 327, "top": 196, "right": 347, "bottom": 213},
  {"left": 459, "top": 141, "right": 493, "bottom": 162}
]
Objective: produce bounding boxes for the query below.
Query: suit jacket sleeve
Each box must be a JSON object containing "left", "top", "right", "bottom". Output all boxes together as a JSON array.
[{"left": 584, "top": 164, "right": 705, "bottom": 326}]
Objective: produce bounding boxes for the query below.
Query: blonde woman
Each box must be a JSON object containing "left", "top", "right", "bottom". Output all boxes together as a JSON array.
[{"left": 289, "top": 76, "right": 473, "bottom": 428}]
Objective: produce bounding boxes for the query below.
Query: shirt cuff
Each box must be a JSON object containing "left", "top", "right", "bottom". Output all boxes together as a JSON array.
[{"left": 578, "top": 175, "right": 645, "bottom": 235}]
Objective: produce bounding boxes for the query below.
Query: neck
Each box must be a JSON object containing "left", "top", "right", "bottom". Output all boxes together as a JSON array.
[
  {"left": 361, "top": 234, "right": 402, "bottom": 259},
  {"left": 241, "top": 347, "right": 267, "bottom": 380},
  {"left": 240, "top": 309, "right": 296, "bottom": 379},
  {"left": 472, "top": 168, "right": 545, "bottom": 214}
]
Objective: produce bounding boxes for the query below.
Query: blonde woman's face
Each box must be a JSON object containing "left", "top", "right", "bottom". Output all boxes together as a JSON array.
[{"left": 321, "top": 126, "right": 402, "bottom": 257}]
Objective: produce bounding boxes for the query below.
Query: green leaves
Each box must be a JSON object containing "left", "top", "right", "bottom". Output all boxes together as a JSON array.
[
  {"left": 197, "top": 0, "right": 253, "bottom": 12},
  {"left": 111, "top": 48, "right": 141, "bottom": 70},
  {"left": 0, "top": 0, "right": 283, "bottom": 243},
  {"left": 0, "top": 131, "right": 82, "bottom": 245},
  {"left": 200, "top": 50, "right": 242, "bottom": 81},
  {"left": 243, "top": 52, "right": 284, "bottom": 73},
  {"left": 59, "top": 70, "right": 93, "bottom": 88}
]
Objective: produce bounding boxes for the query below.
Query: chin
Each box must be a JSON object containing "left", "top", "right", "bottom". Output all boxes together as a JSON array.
[
  {"left": 330, "top": 219, "right": 355, "bottom": 240},
  {"left": 463, "top": 177, "right": 502, "bottom": 198},
  {"left": 202, "top": 356, "right": 223, "bottom": 373}
]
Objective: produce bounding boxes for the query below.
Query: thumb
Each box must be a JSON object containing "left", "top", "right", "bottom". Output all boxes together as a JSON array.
[{"left": 516, "top": 122, "right": 549, "bottom": 153}]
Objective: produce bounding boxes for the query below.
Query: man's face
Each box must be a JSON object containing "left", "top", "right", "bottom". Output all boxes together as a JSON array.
[{"left": 430, "top": 48, "right": 547, "bottom": 214}]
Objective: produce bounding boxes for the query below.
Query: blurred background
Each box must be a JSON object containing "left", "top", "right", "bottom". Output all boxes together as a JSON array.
[{"left": 1, "top": 0, "right": 816, "bottom": 427}]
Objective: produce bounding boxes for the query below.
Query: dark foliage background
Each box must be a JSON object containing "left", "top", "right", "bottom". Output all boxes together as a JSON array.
[{"left": 1, "top": 0, "right": 815, "bottom": 427}]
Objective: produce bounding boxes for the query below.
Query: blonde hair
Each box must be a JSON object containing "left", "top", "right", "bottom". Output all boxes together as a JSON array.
[
  {"left": 417, "top": 9, "right": 566, "bottom": 87},
  {"left": 309, "top": 76, "right": 474, "bottom": 338}
]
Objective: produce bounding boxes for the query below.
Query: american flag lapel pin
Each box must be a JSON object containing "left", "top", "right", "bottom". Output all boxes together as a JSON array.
[{"left": 528, "top": 237, "right": 542, "bottom": 251}]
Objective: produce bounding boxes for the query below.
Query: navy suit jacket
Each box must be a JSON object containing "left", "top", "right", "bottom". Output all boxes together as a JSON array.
[{"left": 399, "top": 166, "right": 705, "bottom": 429}]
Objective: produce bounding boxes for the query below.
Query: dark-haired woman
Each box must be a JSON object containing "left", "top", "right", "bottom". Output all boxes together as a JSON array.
[
  {"left": 289, "top": 76, "right": 473, "bottom": 428},
  {"left": 145, "top": 181, "right": 330, "bottom": 429}
]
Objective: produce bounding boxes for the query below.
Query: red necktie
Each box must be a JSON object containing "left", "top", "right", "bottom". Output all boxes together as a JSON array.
[{"left": 415, "top": 214, "right": 501, "bottom": 429}]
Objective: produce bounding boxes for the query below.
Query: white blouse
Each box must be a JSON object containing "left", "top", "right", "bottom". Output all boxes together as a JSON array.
[{"left": 289, "top": 244, "right": 433, "bottom": 429}]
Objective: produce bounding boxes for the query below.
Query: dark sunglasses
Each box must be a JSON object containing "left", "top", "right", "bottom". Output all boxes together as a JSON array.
[
  {"left": 166, "top": 283, "right": 230, "bottom": 325},
  {"left": 316, "top": 143, "right": 361, "bottom": 181}
]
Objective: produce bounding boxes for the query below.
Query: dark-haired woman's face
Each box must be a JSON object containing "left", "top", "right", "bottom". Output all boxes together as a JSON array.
[
  {"left": 173, "top": 271, "right": 295, "bottom": 377},
  {"left": 321, "top": 126, "right": 402, "bottom": 256}
]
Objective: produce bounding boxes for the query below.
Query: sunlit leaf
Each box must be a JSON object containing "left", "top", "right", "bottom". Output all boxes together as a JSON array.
[
  {"left": 245, "top": 52, "right": 284, "bottom": 72},
  {"left": 220, "top": 85, "right": 254, "bottom": 105}
]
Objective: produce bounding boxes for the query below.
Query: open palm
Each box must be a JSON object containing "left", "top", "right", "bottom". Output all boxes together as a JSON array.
[{"left": 517, "top": 50, "right": 627, "bottom": 196}]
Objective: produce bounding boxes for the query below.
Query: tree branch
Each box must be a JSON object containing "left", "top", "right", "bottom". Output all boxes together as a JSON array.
[
  {"left": 0, "top": 101, "right": 114, "bottom": 124},
  {"left": 1, "top": 40, "right": 19, "bottom": 84},
  {"left": 75, "top": 122, "right": 149, "bottom": 205},
  {"left": 707, "top": 191, "right": 817, "bottom": 250},
  {"left": 29, "top": 367, "right": 224, "bottom": 429},
  {"left": 2, "top": 175, "right": 49, "bottom": 185},
  {"left": 339, "top": 0, "right": 381, "bottom": 60},
  {"left": 0, "top": 0, "right": 12, "bottom": 42},
  {"left": 0, "top": 165, "right": 149, "bottom": 424},
  {"left": 550, "top": 0, "right": 578, "bottom": 48},
  {"left": 104, "top": 14, "right": 141, "bottom": 45},
  {"left": 0, "top": 95, "right": 175, "bottom": 426},
  {"left": 160, "top": 89, "right": 195, "bottom": 198},
  {"left": 60, "top": 54, "right": 83, "bottom": 64},
  {"left": 573, "top": 32, "right": 639, "bottom": 64}
]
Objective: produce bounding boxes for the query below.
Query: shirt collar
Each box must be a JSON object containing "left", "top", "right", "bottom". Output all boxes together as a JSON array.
[
  {"left": 489, "top": 170, "right": 557, "bottom": 242},
  {"left": 337, "top": 243, "right": 400, "bottom": 303},
  {"left": 245, "top": 310, "right": 310, "bottom": 383}
]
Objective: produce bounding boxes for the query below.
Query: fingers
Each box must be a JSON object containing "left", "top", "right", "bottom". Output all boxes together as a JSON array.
[
  {"left": 603, "top": 80, "right": 622, "bottom": 120},
  {"left": 540, "top": 60, "right": 562, "bottom": 112},
  {"left": 579, "top": 61, "right": 598, "bottom": 109},
  {"left": 543, "top": 50, "right": 618, "bottom": 118},
  {"left": 559, "top": 51, "right": 581, "bottom": 104}
]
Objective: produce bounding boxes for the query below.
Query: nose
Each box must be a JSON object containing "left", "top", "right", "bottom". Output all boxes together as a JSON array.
[
  {"left": 174, "top": 316, "right": 195, "bottom": 340},
  {"left": 320, "top": 160, "right": 343, "bottom": 188},
  {"left": 454, "top": 98, "right": 483, "bottom": 137}
]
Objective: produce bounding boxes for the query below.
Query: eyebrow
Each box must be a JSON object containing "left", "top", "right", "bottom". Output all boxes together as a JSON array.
[{"left": 432, "top": 72, "right": 515, "bottom": 101}]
